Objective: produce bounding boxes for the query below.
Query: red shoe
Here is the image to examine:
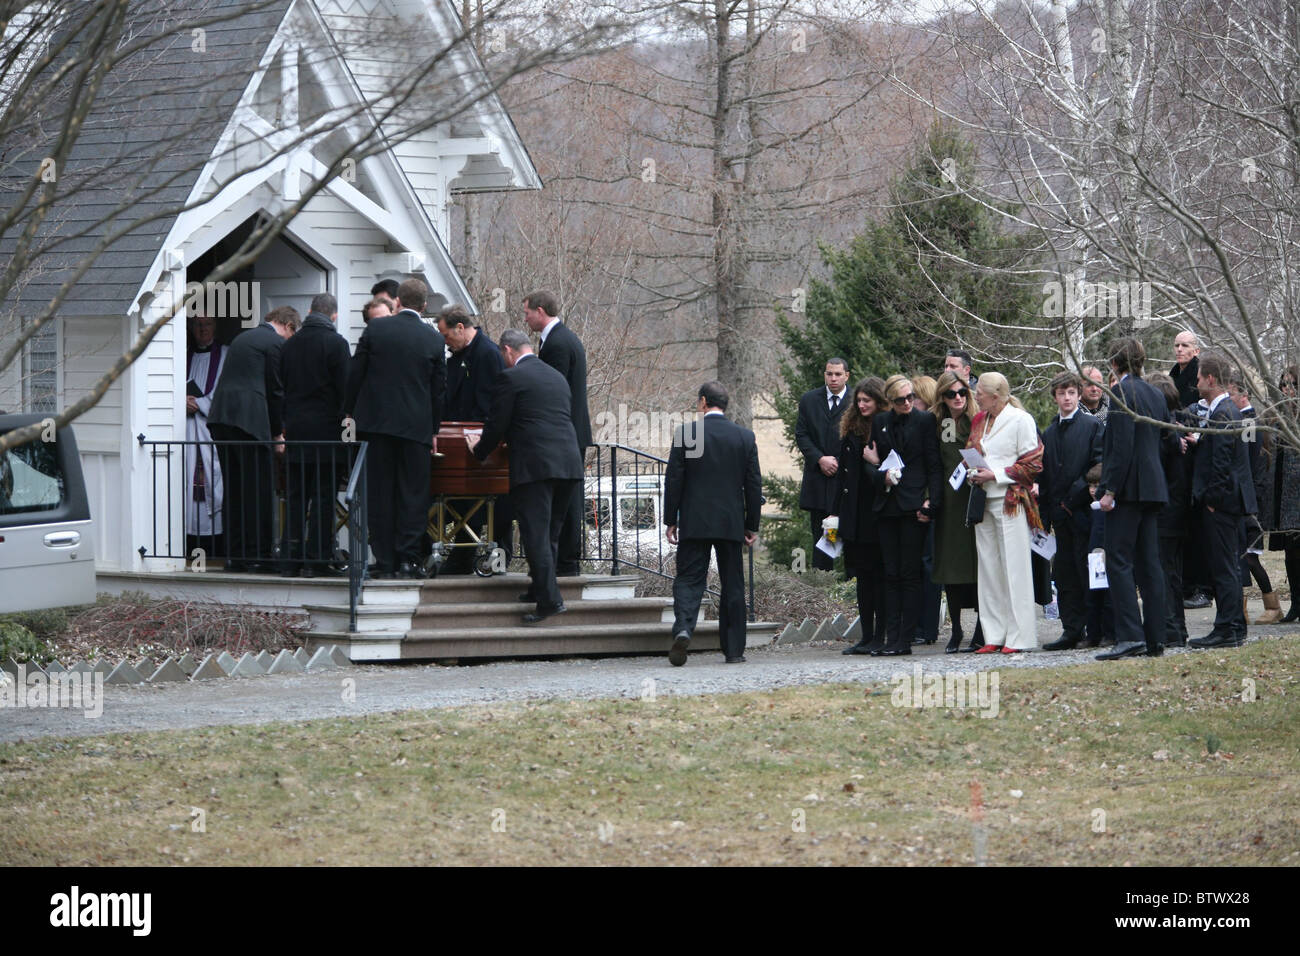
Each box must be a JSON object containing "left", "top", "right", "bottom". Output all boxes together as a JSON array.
[
  {"left": 975, "top": 644, "right": 1003, "bottom": 654},
  {"left": 1001, "top": 646, "right": 1023, "bottom": 654}
]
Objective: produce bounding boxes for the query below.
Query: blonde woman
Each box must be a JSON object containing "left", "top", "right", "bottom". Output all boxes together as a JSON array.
[
  {"left": 911, "top": 375, "right": 938, "bottom": 413},
  {"left": 967, "top": 372, "right": 1043, "bottom": 653}
]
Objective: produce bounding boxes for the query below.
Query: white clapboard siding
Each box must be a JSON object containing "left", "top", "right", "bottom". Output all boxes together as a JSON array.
[
  {"left": 80, "top": 450, "right": 123, "bottom": 567},
  {"left": 62, "top": 316, "right": 124, "bottom": 454}
]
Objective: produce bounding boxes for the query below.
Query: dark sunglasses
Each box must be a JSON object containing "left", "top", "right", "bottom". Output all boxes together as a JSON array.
[
  {"left": 941, "top": 388, "right": 968, "bottom": 399},
  {"left": 892, "top": 394, "right": 915, "bottom": 407}
]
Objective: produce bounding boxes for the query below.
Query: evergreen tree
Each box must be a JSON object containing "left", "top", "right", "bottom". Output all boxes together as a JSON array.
[{"left": 775, "top": 123, "right": 1045, "bottom": 442}]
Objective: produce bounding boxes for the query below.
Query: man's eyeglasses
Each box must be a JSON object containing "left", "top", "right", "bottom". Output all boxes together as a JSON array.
[
  {"left": 941, "top": 388, "right": 968, "bottom": 400},
  {"left": 892, "top": 394, "right": 915, "bottom": 407}
]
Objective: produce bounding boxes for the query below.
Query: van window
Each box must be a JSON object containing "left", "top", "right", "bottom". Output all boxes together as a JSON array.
[
  {"left": 620, "top": 496, "right": 656, "bottom": 530},
  {"left": 0, "top": 441, "right": 64, "bottom": 516},
  {"left": 585, "top": 496, "right": 611, "bottom": 529}
]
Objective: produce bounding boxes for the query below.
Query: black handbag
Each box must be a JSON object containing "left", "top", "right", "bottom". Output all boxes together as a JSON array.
[{"left": 965, "top": 485, "right": 987, "bottom": 526}]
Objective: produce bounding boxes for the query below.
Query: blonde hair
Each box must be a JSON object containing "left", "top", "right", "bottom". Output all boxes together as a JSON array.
[
  {"left": 911, "top": 375, "right": 937, "bottom": 410},
  {"left": 976, "top": 371, "right": 1024, "bottom": 410},
  {"left": 883, "top": 373, "right": 911, "bottom": 402}
]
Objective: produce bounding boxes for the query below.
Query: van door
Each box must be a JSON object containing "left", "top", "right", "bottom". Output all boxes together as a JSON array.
[{"left": 0, "top": 416, "right": 95, "bottom": 613}]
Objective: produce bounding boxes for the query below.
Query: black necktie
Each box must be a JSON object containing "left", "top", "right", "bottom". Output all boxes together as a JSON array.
[{"left": 830, "top": 394, "right": 839, "bottom": 413}]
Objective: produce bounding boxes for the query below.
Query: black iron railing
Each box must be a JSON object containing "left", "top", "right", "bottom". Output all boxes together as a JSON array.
[
  {"left": 136, "top": 436, "right": 369, "bottom": 631},
  {"left": 584, "top": 442, "right": 755, "bottom": 620}
]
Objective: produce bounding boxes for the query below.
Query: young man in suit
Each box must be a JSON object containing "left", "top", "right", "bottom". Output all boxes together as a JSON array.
[
  {"left": 466, "top": 329, "right": 584, "bottom": 623},
  {"left": 344, "top": 278, "right": 446, "bottom": 579},
  {"left": 524, "top": 291, "right": 592, "bottom": 576},
  {"left": 795, "top": 358, "right": 849, "bottom": 571},
  {"left": 1041, "top": 371, "right": 1104, "bottom": 649},
  {"left": 1096, "top": 338, "right": 1172, "bottom": 659},
  {"left": 1188, "top": 353, "right": 1257, "bottom": 648},
  {"left": 664, "top": 381, "right": 762, "bottom": 665},
  {"left": 279, "top": 293, "right": 351, "bottom": 577},
  {"left": 208, "top": 305, "right": 299, "bottom": 572}
]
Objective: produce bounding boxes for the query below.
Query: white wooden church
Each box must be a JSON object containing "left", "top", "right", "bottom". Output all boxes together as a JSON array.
[{"left": 1, "top": 0, "right": 540, "bottom": 578}]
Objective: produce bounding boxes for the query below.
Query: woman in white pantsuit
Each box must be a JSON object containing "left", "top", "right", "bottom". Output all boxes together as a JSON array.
[{"left": 967, "top": 373, "right": 1044, "bottom": 653}]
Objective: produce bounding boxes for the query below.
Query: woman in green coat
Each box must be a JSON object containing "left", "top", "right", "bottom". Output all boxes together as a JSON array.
[{"left": 932, "top": 370, "right": 985, "bottom": 652}]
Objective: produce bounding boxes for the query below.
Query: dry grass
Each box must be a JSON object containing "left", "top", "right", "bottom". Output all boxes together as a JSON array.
[{"left": 2, "top": 639, "right": 1297, "bottom": 866}]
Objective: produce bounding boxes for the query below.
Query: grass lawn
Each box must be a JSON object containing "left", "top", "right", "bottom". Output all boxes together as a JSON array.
[{"left": 2, "top": 640, "right": 1298, "bottom": 866}]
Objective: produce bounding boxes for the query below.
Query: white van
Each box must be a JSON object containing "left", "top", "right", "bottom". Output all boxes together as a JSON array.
[
  {"left": 0, "top": 415, "right": 96, "bottom": 613},
  {"left": 582, "top": 474, "right": 673, "bottom": 570}
]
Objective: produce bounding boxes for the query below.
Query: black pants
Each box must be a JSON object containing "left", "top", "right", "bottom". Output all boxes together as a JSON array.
[
  {"left": 807, "top": 509, "right": 834, "bottom": 570},
  {"left": 878, "top": 515, "right": 928, "bottom": 652},
  {"left": 1159, "top": 534, "right": 1188, "bottom": 644},
  {"left": 917, "top": 524, "right": 941, "bottom": 641},
  {"left": 1203, "top": 507, "right": 1246, "bottom": 635},
  {"left": 1053, "top": 519, "right": 1090, "bottom": 642},
  {"left": 513, "top": 478, "right": 577, "bottom": 610},
  {"left": 1105, "top": 502, "right": 1165, "bottom": 651},
  {"left": 555, "top": 478, "right": 585, "bottom": 575},
  {"left": 364, "top": 433, "right": 431, "bottom": 571},
  {"left": 210, "top": 424, "right": 275, "bottom": 565},
  {"left": 845, "top": 539, "right": 885, "bottom": 648},
  {"left": 283, "top": 449, "right": 340, "bottom": 566},
  {"left": 673, "top": 537, "right": 747, "bottom": 659}
]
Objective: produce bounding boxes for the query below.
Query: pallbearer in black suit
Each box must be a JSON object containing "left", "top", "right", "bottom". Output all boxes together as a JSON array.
[
  {"left": 467, "top": 330, "right": 584, "bottom": 623},
  {"left": 869, "top": 374, "right": 943, "bottom": 656},
  {"left": 279, "top": 294, "right": 351, "bottom": 577},
  {"left": 795, "top": 359, "right": 849, "bottom": 570},
  {"left": 1096, "top": 338, "right": 1173, "bottom": 659},
  {"left": 344, "top": 278, "right": 446, "bottom": 579},
  {"left": 525, "top": 291, "right": 592, "bottom": 576},
  {"left": 208, "top": 306, "right": 300, "bottom": 572},
  {"left": 1188, "top": 353, "right": 1257, "bottom": 648},
  {"left": 664, "top": 382, "right": 762, "bottom": 665},
  {"left": 438, "top": 304, "right": 507, "bottom": 574}
]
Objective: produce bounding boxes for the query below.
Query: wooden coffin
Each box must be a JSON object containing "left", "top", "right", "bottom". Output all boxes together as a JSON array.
[{"left": 430, "top": 421, "right": 510, "bottom": 496}]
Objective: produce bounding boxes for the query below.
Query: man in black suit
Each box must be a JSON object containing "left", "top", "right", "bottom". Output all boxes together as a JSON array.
[
  {"left": 664, "top": 381, "right": 762, "bottom": 665},
  {"left": 525, "top": 291, "right": 592, "bottom": 576},
  {"left": 279, "top": 293, "right": 351, "bottom": 577},
  {"left": 869, "top": 375, "right": 943, "bottom": 656},
  {"left": 208, "top": 306, "right": 299, "bottom": 572},
  {"left": 795, "top": 358, "right": 849, "bottom": 571},
  {"left": 1188, "top": 353, "right": 1257, "bottom": 648},
  {"left": 1041, "top": 371, "right": 1104, "bottom": 650},
  {"left": 438, "top": 303, "right": 507, "bottom": 574},
  {"left": 1097, "top": 338, "right": 1172, "bottom": 659},
  {"left": 344, "top": 278, "right": 446, "bottom": 579},
  {"left": 467, "top": 330, "right": 584, "bottom": 623}
]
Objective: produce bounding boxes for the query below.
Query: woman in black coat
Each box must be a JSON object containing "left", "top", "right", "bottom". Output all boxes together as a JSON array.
[{"left": 834, "top": 377, "right": 889, "bottom": 655}]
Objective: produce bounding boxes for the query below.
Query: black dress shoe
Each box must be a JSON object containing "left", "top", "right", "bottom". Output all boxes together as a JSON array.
[
  {"left": 842, "top": 642, "right": 876, "bottom": 655},
  {"left": 1282, "top": 605, "right": 1300, "bottom": 623},
  {"left": 1188, "top": 631, "right": 1243, "bottom": 648},
  {"left": 396, "top": 562, "right": 422, "bottom": 580},
  {"left": 879, "top": 647, "right": 912, "bottom": 656},
  {"left": 1042, "top": 635, "right": 1079, "bottom": 651},
  {"left": 669, "top": 633, "right": 689, "bottom": 667},
  {"left": 1183, "top": 591, "right": 1211, "bottom": 609},
  {"left": 724, "top": 655, "right": 746, "bottom": 663},
  {"left": 944, "top": 635, "right": 962, "bottom": 654},
  {"left": 1096, "top": 641, "right": 1147, "bottom": 660},
  {"left": 959, "top": 641, "right": 985, "bottom": 653},
  {"left": 523, "top": 604, "right": 567, "bottom": 625},
  {"left": 1165, "top": 635, "right": 1187, "bottom": 648}
]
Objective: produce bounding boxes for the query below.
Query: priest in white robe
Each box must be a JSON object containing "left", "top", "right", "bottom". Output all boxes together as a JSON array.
[{"left": 185, "top": 314, "right": 226, "bottom": 549}]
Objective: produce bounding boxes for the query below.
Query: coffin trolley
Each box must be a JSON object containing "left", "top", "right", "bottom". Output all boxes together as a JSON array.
[{"left": 423, "top": 421, "right": 509, "bottom": 577}]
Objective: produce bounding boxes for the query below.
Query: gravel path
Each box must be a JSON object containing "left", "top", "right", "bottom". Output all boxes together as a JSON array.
[{"left": 0, "top": 604, "right": 1273, "bottom": 743}]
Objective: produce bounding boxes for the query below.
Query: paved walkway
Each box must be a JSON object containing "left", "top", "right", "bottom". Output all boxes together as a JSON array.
[{"left": 1, "top": 603, "right": 1289, "bottom": 743}]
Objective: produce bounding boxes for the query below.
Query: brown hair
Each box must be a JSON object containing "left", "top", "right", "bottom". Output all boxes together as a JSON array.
[
  {"left": 911, "top": 374, "right": 938, "bottom": 410},
  {"left": 1197, "top": 351, "right": 1232, "bottom": 387},
  {"left": 523, "top": 290, "right": 559, "bottom": 318},
  {"left": 266, "top": 306, "right": 300, "bottom": 332},
  {"left": 840, "top": 376, "right": 888, "bottom": 440},
  {"left": 934, "top": 370, "right": 975, "bottom": 431},
  {"left": 1144, "top": 372, "right": 1181, "bottom": 413},
  {"left": 1049, "top": 370, "right": 1083, "bottom": 395}
]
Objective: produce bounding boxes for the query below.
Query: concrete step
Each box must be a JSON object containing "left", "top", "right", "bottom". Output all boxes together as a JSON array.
[
  {"left": 399, "top": 620, "right": 781, "bottom": 660},
  {"left": 414, "top": 572, "right": 637, "bottom": 603},
  {"left": 409, "top": 597, "right": 674, "bottom": 629},
  {"left": 302, "top": 603, "right": 418, "bottom": 634}
]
